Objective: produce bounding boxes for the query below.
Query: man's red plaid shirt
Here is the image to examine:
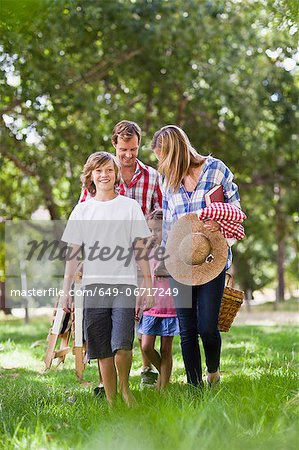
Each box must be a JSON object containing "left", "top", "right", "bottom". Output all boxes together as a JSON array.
[{"left": 80, "top": 158, "right": 162, "bottom": 216}]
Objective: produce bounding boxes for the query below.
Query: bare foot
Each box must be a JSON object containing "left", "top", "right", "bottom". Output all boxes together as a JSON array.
[
  {"left": 121, "top": 388, "right": 137, "bottom": 407},
  {"left": 106, "top": 395, "right": 117, "bottom": 408}
]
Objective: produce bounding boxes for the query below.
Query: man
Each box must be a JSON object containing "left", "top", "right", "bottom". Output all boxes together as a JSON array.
[{"left": 80, "top": 120, "right": 162, "bottom": 392}]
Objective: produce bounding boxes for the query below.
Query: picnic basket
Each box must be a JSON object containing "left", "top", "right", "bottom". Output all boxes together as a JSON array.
[{"left": 218, "top": 273, "right": 244, "bottom": 332}]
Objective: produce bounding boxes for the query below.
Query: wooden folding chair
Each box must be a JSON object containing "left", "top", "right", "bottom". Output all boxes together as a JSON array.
[
  {"left": 44, "top": 304, "right": 71, "bottom": 369},
  {"left": 44, "top": 269, "right": 86, "bottom": 380},
  {"left": 72, "top": 272, "right": 86, "bottom": 380}
]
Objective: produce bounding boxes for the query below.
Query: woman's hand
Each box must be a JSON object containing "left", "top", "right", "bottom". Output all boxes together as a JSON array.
[{"left": 203, "top": 219, "right": 221, "bottom": 232}]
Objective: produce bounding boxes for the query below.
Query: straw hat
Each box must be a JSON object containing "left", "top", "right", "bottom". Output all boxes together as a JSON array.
[{"left": 165, "top": 214, "right": 228, "bottom": 285}]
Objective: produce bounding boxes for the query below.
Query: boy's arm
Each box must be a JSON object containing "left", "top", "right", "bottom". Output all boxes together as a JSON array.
[{"left": 59, "top": 244, "right": 82, "bottom": 312}]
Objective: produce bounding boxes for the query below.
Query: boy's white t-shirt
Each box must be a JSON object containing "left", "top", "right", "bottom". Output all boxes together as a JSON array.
[{"left": 61, "top": 196, "right": 151, "bottom": 287}]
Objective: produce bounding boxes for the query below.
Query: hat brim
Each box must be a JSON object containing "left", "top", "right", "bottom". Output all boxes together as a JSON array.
[{"left": 165, "top": 214, "right": 228, "bottom": 285}]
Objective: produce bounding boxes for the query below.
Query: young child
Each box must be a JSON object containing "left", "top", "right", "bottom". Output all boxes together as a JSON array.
[
  {"left": 136, "top": 210, "right": 180, "bottom": 390},
  {"left": 60, "top": 151, "right": 153, "bottom": 406}
]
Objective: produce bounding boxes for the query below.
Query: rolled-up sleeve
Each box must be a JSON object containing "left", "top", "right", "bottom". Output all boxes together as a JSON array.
[{"left": 218, "top": 163, "right": 241, "bottom": 209}]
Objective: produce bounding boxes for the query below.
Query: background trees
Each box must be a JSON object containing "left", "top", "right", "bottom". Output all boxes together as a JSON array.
[{"left": 1, "top": 0, "right": 298, "bottom": 300}]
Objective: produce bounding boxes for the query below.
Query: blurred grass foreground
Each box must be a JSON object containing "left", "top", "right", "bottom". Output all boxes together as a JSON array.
[{"left": 0, "top": 316, "right": 298, "bottom": 450}]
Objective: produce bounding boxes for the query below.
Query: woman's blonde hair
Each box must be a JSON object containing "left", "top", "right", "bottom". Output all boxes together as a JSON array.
[
  {"left": 80, "top": 151, "right": 121, "bottom": 196},
  {"left": 151, "top": 125, "right": 206, "bottom": 192}
]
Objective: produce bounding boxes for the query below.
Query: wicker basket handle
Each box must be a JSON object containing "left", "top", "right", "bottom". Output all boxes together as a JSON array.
[{"left": 225, "top": 272, "right": 234, "bottom": 288}]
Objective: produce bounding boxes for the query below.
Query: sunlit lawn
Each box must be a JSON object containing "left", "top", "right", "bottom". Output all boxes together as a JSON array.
[{"left": 0, "top": 317, "right": 298, "bottom": 450}]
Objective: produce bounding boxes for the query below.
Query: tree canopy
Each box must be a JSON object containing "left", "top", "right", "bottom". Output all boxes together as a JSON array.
[{"left": 0, "top": 0, "right": 298, "bottom": 298}]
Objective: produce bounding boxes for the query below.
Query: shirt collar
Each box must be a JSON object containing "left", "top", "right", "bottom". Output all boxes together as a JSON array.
[{"left": 135, "top": 158, "right": 149, "bottom": 174}]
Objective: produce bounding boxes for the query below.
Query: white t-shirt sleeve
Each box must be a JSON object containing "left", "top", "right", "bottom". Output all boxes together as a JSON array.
[
  {"left": 61, "top": 206, "right": 83, "bottom": 246},
  {"left": 131, "top": 202, "right": 151, "bottom": 241}
]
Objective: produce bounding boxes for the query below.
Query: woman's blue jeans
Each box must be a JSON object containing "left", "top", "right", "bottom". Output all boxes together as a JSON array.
[{"left": 171, "top": 269, "right": 226, "bottom": 386}]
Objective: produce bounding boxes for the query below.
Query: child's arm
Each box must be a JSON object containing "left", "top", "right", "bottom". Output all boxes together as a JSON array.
[{"left": 59, "top": 244, "right": 82, "bottom": 312}]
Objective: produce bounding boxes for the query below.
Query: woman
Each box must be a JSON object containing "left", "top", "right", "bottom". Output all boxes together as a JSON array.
[{"left": 151, "top": 125, "right": 242, "bottom": 388}]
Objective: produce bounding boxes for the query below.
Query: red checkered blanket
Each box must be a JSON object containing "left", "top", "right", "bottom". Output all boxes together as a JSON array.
[{"left": 198, "top": 202, "right": 247, "bottom": 240}]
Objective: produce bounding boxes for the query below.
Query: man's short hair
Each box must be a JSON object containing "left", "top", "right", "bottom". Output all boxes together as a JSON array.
[{"left": 112, "top": 120, "right": 141, "bottom": 145}]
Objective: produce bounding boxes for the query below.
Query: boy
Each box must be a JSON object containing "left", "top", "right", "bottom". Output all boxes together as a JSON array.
[{"left": 60, "top": 152, "right": 153, "bottom": 406}]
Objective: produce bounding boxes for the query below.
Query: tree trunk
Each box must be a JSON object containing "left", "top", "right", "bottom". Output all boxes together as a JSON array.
[
  {"left": 0, "top": 281, "right": 12, "bottom": 315},
  {"left": 24, "top": 302, "right": 29, "bottom": 324},
  {"left": 245, "top": 288, "right": 252, "bottom": 311},
  {"left": 275, "top": 185, "right": 285, "bottom": 302},
  {"left": 277, "top": 237, "right": 285, "bottom": 302},
  {"left": 176, "top": 93, "right": 188, "bottom": 127},
  {"left": 19, "top": 256, "right": 30, "bottom": 323},
  {"left": 38, "top": 179, "right": 60, "bottom": 220}
]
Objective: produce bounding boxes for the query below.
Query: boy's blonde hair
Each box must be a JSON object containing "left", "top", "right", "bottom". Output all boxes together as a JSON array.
[
  {"left": 81, "top": 152, "right": 121, "bottom": 196},
  {"left": 151, "top": 125, "right": 206, "bottom": 192}
]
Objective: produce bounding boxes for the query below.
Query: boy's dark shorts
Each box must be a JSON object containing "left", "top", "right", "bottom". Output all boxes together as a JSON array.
[{"left": 83, "top": 284, "right": 136, "bottom": 360}]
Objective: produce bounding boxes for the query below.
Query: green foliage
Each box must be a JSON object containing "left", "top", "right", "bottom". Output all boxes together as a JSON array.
[
  {"left": 274, "top": 0, "right": 299, "bottom": 24},
  {"left": 0, "top": 0, "right": 298, "bottom": 293}
]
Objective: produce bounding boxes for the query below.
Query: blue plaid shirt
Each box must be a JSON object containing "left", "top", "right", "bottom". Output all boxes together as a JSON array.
[{"left": 162, "top": 156, "right": 241, "bottom": 269}]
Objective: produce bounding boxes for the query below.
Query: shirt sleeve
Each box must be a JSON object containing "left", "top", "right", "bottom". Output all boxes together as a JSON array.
[
  {"left": 131, "top": 202, "right": 151, "bottom": 241},
  {"left": 61, "top": 206, "right": 83, "bottom": 246},
  {"left": 162, "top": 194, "right": 173, "bottom": 248},
  {"left": 216, "top": 161, "right": 241, "bottom": 209},
  {"left": 78, "top": 187, "right": 90, "bottom": 203}
]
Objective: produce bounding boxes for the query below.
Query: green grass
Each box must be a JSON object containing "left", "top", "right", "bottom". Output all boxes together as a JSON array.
[{"left": 0, "top": 317, "right": 298, "bottom": 450}]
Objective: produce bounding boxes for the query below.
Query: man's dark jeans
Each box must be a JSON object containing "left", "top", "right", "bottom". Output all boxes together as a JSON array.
[{"left": 172, "top": 269, "right": 226, "bottom": 386}]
